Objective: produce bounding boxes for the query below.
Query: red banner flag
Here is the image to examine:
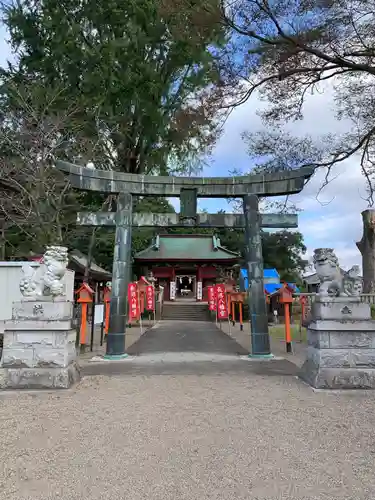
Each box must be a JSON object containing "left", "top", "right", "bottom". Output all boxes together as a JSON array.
[
  {"left": 146, "top": 285, "right": 155, "bottom": 311},
  {"left": 128, "top": 282, "right": 140, "bottom": 320},
  {"left": 215, "top": 284, "right": 228, "bottom": 320},
  {"left": 207, "top": 286, "right": 216, "bottom": 311}
]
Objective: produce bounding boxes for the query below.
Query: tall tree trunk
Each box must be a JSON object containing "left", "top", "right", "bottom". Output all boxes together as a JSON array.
[{"left": 356, "top": 209, "right": 375, "bottom": 293}]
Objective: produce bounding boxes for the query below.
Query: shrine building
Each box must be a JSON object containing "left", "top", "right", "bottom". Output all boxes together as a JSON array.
[{"left": 134, "top": 234, "right": 240, "bottom": 301}]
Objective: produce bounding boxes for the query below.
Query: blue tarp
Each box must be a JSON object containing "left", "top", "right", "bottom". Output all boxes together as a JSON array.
[
  {"left": 240, "top": 268, "right": 300, "bottom": 293},
  {"left": 264, "top": 283, "right": 300, "bottom": 294},
  {"left": 263, "top": 269, "right": 280, "bottom": 279},
  {"left": 287, "top": 283, "right": 300, "bottom": 293},
  {"left": 264, "top": 283, "right": 282, "bottom": 294},
  {"left": 240, "top": 268, "right": 279, "bottom": 289}
]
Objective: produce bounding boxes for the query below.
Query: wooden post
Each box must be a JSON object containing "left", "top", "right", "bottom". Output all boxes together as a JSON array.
[
  {"left": 239, "top": 302, "right": 243, "bottom": 331},
  {"left": 299, "top": 295, "right": 306, "bottom": 342},
  {"left": 279, "top": 285, "right": 293, "bottom": 353},
  {"left": 284, "top": 303, "right": 292, "bottom": 353},
  {"left": 104, "top": 288, "right": 111, "bottom": 335},
  {"left": 76, "top": 283, "right": 95, "bottom": 352},
  {"left": 231, "top": 300, "right": 235, "bottom": 326},
  {"left": 80, "top": 303, "right": 88, "bottom": 347}
]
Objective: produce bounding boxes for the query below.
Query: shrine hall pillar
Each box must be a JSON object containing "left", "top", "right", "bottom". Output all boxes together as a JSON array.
[{"left": 243, "top": 194, "right": 272, "bottom": 357}]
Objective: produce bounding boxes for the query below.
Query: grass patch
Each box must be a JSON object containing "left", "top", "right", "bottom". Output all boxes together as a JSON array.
[{"left": 269, "top": 324, "right": 307, "bottom": 343}]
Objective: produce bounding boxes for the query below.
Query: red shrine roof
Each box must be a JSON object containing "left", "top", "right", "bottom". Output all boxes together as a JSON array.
[{"left": 134, "top": 234, "right": 240, "bottom": 262}]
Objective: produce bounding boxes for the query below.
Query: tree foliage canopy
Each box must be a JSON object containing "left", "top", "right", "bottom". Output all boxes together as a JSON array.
[
  {"left": 2, "top": 0, "right": 228, "bottom": 175},
  {"left": 0, "top": 0, "right": 229, "bottom": 260},
  {"left": 219, "top": 0, "right": 375, "bottom": 201}
]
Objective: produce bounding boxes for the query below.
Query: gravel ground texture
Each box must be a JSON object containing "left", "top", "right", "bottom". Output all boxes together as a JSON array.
[{"left": 1, "top": 367, "right": 375, "bottom": 500}]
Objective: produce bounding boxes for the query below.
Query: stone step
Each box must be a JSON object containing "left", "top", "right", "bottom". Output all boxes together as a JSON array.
[
  {"left": 163, "top": 317, "right": 209, "bottom": 320},
  {"left": 162, "top": 303, "right": 210, "bottom": 321},
  {"left": 162, "top": 318, "right": 211, "bottom": 322},
  {"left": 163, "top": 311, "right": 208, "bottom": 316},
  {"left": 162, "top": 310, "right": 210, "bottom": 320}
]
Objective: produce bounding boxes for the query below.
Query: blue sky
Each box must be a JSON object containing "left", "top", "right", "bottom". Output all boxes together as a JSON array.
[{"left": 0, "top": 23, "right": 367, "bottom": 271}]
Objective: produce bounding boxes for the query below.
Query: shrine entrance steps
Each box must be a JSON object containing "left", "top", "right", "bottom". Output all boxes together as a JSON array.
[{"left": 162, "top": 301, "right": 210, "bottom": 321}]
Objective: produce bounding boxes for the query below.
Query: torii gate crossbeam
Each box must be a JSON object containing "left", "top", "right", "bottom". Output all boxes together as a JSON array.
[{"left": 56, "top": 160, "right": 313, "bottom": 359}]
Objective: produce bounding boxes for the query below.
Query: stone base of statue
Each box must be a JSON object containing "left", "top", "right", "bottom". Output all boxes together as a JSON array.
[
  {"left": 299, "top": 296, "right": 375, "bottom": 389},
  {"left": 0, "top": 298, "right": 81, "bottom": 390}
]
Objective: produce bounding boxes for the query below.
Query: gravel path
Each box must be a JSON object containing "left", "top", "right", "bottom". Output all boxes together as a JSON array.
[{"left": 1, "top": 366, "right": 375, "bottom": 500}]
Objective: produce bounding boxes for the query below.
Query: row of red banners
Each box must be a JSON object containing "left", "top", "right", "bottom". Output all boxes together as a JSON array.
[
  {"left": 207, "top": 284, "right": 228, "bottom": 320},
  {"left": 128, "top": 283, "right": 155, "bottom": 320}
]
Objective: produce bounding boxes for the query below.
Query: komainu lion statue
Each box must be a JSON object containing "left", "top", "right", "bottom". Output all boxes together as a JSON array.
[
  {"left": 19, "top": 246, "right": 69, "bottom": 299},
  {"left": 313, "top": 248, "right": 362, "bottom": 297}
]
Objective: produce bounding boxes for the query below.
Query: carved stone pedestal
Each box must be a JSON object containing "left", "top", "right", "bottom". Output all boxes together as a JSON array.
[
  {"left": 0, "top": 299, "right": 81, "bottom": 389},
  {"left": 299, "top": 297, "right": 375, "bottom": 389}
]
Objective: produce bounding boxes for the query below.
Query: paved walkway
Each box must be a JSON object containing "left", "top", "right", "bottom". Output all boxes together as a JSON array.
[{"left": 126, "top": 320, "right": 249, "bottom": 356}]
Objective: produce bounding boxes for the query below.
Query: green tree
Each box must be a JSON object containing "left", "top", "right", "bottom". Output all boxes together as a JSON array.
[
  {"left": 262, "top": 231, "right": 307, "bottom": 284},
  {"left": 0, "top": 0, "right": 230, "bottom": 262},
  {"left": 3, "top": 0, "right": 228, "bottom": 175}
]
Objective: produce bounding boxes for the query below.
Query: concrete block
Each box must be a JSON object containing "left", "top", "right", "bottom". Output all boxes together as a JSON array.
[
  {"left": 33, "top": 346, "right": 67, "bottom": 368},
  {"left": 1, "top": 298, "right": 80, "bottom": 390},
  {"left": 299, "top": 362, "right": 375, "bottom": 389},
  {"left": 53, "top": 330, "right": 76, "bottom": 348},
  {"left": 5, "top": 319, "right": 72, "bottom": 330},
  {"left": 300, "top": 296, "right": 375, "bottom": 389},
  {"left": 2, "top": 333, "right": 16, "bottom": 348},
  {"left": 329, "top": 331, "right": 373, "bottom": 349},
  {"left": 307, "top": 330, "right": 330, "bottom": 348},
  {"left": 309, "top": 320, "right": 375, "bottom": 332},
  {"left": 16, "top": 332, "right": 54, "bottom": 346},
  {"left": 12, "top": 301, "right": 73, "bottom": 321},
  {"left": 319, "top": 349, "right": 351, "bottom": 368},
  {"left": 0, "top": 362, "right": 81, "bottom": 389},
  {"left": 3, "top": 330, "right": 76, "bottom": 347},
  {"left": 2, "top": 347, "right": 35, "bottom": 368},
  {"left": 305, "top": 347, "right": 375, "bottom": 369},
  {"left": 349, "top": 349, "right": 375, "bottom": 368},
  {"left": 312, "top": 299, "right": 370, "bottom": 321}
]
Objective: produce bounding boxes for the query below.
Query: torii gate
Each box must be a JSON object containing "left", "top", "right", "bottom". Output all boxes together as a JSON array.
[{"left": 56, "top": 161, "right": 313, "bottom": 359}]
